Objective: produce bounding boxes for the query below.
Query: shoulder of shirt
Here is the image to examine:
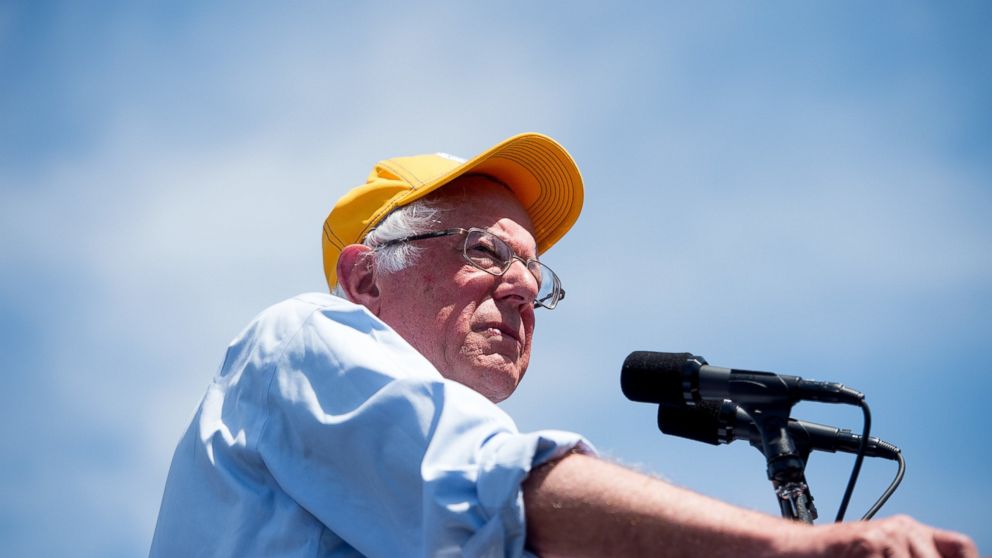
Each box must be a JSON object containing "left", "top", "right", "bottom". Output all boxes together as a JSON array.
[
  {"left": 280, "top": 291, "right": 362, "bottom": 312},
  {"left": 258, "top": 292, "right": 376, "bottom": 325},
  {"left": 225, "top": 293, "right": 385, "bottom": 355}
]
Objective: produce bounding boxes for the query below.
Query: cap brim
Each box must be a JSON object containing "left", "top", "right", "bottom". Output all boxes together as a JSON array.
[{"left": 395, "top": 132, "right": 584, "bottom": 256}]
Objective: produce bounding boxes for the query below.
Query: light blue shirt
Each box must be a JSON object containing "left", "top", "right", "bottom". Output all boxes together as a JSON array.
[{"left": 150, "top": 293, "right": 591, "bottom": 557}]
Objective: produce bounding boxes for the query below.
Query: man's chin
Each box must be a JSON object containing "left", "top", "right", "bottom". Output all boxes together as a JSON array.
[{"left": 455, "top": 361, "right": 524, "bottom": 403}]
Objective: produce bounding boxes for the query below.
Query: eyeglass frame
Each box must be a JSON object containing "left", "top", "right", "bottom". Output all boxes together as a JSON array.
[{"left": 374, "top": 227, "right": 566, "bottom": 309}]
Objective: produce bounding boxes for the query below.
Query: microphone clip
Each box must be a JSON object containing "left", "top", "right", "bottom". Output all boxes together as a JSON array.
[{"left": 740, "top": 404, "right": 819, "bottom": 523}]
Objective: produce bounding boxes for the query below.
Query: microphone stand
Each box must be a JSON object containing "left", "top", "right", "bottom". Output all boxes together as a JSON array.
[
  {"left": 743, "top": 406, "right": 818, "bottom": 523},
  {"left": 677, "top": 353, "right": 821, "bottom": 523}
]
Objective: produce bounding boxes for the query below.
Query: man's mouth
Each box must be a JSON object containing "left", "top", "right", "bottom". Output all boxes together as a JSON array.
[{"left": 479, "top": 323, "right": 521, "bottom": 343}]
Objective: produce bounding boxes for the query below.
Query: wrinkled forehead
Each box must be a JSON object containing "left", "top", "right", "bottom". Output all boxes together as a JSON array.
[{"left": 428, "top": 174, "right": 537, "bottom": 251}]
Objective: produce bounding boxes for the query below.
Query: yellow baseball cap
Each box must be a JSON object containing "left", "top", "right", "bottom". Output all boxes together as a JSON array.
[{"left": 321, "top": 132, "right": 584, "bottom": 289}]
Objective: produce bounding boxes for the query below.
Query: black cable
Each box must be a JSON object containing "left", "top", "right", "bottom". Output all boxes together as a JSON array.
[
  {"left": 835, "top": 398, "right": 871, "bottom": 522},
  {"left": 862, "top": 448, "right": 905, "bottom": 520}
]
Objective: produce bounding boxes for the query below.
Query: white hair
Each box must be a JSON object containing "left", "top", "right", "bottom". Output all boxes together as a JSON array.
[{"left": 331, "top": 198, "right": 448, "bottom": 299}]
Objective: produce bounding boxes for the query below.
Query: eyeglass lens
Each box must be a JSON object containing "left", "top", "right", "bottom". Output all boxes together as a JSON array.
[{"left": 462, "top": 229, "right": 560, "bottom": 307}]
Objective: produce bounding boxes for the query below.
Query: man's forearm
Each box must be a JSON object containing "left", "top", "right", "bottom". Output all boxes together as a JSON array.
[
  {"left": 522, "top": 453, "right": 978, "bottom": 558},
  {"left": 523, "top": 452, "right": 807, "bottom": 557}
]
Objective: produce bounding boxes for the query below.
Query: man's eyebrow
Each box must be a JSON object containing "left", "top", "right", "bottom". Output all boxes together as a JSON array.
[{"left": 486, "top": 228, "right": 538, "bottom": 260}]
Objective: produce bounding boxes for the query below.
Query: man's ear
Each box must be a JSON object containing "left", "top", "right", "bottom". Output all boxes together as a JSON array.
[{"left": 337, "top": 244, "right": 382, "bottom": 315}]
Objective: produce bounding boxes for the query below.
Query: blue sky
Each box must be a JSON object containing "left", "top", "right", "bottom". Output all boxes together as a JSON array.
[{"left": 1, "top": 2, "right": 990, "bottom": 555}]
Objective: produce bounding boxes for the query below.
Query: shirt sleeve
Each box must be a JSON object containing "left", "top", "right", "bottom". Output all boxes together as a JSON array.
[{"left": 251, "top": 295, "right": 593, "bottom": 557}]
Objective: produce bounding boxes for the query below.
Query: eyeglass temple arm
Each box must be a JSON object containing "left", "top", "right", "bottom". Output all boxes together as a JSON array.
[{"left": 376, "top": 228, "right": 466, "bottom": 248}]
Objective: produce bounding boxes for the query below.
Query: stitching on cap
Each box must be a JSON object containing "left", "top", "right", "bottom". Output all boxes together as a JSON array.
[
  {"left": 379, "top": 159, "right": 425, "bottom": 188},
  {"left": 324, "top": 221, "right": 345, "bottom": 249},
  {"left": 530, "top": 143, "right": 569, "bottom": 230},
  {"left": 499, "top": 141, "right": 572, "bottom": 247}
]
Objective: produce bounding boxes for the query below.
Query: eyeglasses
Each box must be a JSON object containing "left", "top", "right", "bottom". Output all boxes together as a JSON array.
[{"left": 376, "top": 227, "right": 565, "bottom": 309}]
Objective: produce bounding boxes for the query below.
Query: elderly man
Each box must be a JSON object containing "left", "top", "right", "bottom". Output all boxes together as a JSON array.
[{"left": 151, "top": 133, "right": 976, "bottom": 557}]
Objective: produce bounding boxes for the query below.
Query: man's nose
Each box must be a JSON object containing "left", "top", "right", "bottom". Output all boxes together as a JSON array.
[{"left": 496, "top": 257, "right": 540, "bottom": 304}]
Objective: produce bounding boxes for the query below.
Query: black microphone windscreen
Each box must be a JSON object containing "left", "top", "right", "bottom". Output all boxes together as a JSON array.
[
  {"left": 657, "top": 402, "right": 723, "bottom": 445},
  {"left": 621, "top": 351, "right": 691, "bottom": 404}
]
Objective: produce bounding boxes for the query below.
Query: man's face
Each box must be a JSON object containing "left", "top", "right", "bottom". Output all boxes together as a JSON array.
[{"left": 375, "top": 176, "right": 540, "bottom": 403}]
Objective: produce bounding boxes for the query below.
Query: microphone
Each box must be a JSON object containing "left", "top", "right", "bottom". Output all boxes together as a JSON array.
[
  {"left": 621, "top": 351, "right": 864, "bottom": 408},
  {"left": 657, "top": 400, "right": 900, "bottom": 460}
]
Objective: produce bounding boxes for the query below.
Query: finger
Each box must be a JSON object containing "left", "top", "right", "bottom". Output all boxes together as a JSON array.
[
  {"left": 907, "top": 527, "right": 941, "bottom": 558},
  {"left": 930, "top": 528, "right": 979, "bottom": 558}
]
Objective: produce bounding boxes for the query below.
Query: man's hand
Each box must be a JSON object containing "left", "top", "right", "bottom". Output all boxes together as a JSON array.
[
  {"left": 523, "top": 453, "right": 979, "bottom": 557},
  {"left": 808, "top": 515, "right": 978, "bottom": 558}
]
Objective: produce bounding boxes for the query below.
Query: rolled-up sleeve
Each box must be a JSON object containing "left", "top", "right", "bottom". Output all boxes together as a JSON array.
[{"left": 251, "top": 295, "right": 593, "bottom": 557}]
